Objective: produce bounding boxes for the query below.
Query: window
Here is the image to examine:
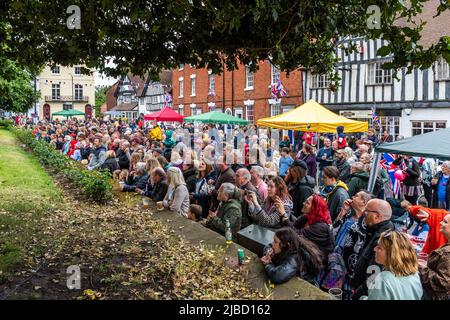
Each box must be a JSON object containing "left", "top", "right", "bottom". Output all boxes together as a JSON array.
[
  {"left": 209, "top": 74, "right": 215, "bottom": 92},
  {"left": 52, "top": 84, "right": 60, "bottom": 99},
  {"left": 74, "top": 67, "right": 81, "bottom": 75},
  {"left": 152, "top": 96, "right": 158, "bottom": 104},
  {"left": 63, "top": 103, "right": 73, "bottom": 110},
  {"left": 193, "top": 108, "right": 202, "bottom": 115},
  {"left": 436, "top": 57, "right": 450, "bottom": 80},
  {"left": 412, "top": 121, "right": 446, "bottom": 136},
  {"left": 179, "top": 64, "right": 184, "bottom": 70},
  {"left": 74, "top": 84, "right": 83, "bottom": 100},
  {"left": 270, "top": 104, "right": 281, "bottom": 117},
  {"left": 51, "top": 66, "right": 60, "bottom": 74},
  {"left": 367, "top": 62, "right": 392, "bottom": 85},
  {"left": 311, "top": 74, "right": 330, "bottom": 88},
  {"left": 191, "top": 77, "right": 196, "bottom": 96},
  {"left": 245, "top": 66, "right": 254, "bottom": 89},
  {"left": 124, "top": 95, "right": 130, "bottom": 103},
  {"left": 246, "top": 105, "right": 254, "bottom": 122},
  {"left": 271, "top": 64, "right": 280, "bottom": 85},
  {"left": 178, "top": 107, "right": 184, "bottom": 116},
  {"left": 179, "top": 79, "right": 184, "bottom": 98}
]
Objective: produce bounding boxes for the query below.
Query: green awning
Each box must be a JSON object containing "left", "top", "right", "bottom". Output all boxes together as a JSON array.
[
  {"left": 52, "top": 109, "right": 85, "bottom": 117},
  {"left": 375, "top": 128, "right": 450, "bottom": 160},
  {"left": 184, "top": 111, "right": 249, "bottom": 125}
]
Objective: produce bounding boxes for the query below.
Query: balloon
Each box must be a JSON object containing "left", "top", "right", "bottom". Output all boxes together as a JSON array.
[{"left": 394, "top": 169, "right": 406, "bottom": 181}]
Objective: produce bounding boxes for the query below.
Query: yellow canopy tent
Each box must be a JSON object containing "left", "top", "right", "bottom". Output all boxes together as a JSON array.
[{"left": 257, "top": 99, "right": 368, "bottom": 133}]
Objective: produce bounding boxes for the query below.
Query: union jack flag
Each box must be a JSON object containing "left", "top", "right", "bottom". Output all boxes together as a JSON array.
[
  {"left": 271, "top": 79, "right": 287, "bottom": 101},
  {"left": 373, "top": 112, "right": 381, "bottom": 128},
  {"left": 381, "top": 153, "right": 405, "bottom": 196},
  {"left": 371, "top": 104, "right": 381, "bottom": 129}
]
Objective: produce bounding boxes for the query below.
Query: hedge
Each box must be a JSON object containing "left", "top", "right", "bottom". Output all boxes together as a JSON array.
[
  {"left": 10, "top": 127, "right": 113, "bottom": 203},
  {"left": 0, "top": 119, "right": 14, "bottom": 128}
]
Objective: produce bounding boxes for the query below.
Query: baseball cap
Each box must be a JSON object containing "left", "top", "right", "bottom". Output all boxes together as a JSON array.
[{"left": 291, "top": 160, "right": 308, "bottom": 171}]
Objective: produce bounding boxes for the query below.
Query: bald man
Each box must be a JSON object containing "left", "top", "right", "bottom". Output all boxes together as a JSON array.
[{"left": 351, "top": 199, "right": 395, "bottom": 300}]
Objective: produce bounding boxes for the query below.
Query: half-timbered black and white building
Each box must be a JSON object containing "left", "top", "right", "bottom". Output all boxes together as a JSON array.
[{"left": 302, "top": 2, "right": 450, "bottom": 139}]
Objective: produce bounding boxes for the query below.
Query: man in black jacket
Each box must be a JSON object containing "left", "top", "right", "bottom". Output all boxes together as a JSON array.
[
  {"left": 393, "top": 155, "right": 421, "bottom": 204},
  {"left": 117, "top": 140, "right": 131, "bottom": 170},
  {"left": 121, "top": 162, "right": 148, "bottom": 192},
  {"left": 137, "top": 168, "right": 168, "bottom": 202},
  {"left": 333, "top": 149, "right": 351, "bottom": 183},
  {"left": 351, "top": 199, "right": 395, "bottom": 300},
  {"left": 287, "top": 160, "right": 315, "bottom": 217}
]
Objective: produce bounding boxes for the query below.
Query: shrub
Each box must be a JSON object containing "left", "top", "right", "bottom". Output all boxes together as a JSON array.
[
  {"left": 10, "top": 127, "right": 113, "bottom": 203},
  {"left": 0, "top": 119, "right": 14, "bottom": 128}
]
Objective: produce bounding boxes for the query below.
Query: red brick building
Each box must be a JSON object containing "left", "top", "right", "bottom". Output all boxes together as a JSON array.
[{"left": 172, "top": 61, "right": 303, "bottom": 122}]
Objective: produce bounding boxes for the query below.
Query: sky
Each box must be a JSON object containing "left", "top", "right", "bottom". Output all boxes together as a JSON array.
[{"left": 94, "top": 71, "right": 118, "bottom": 87}]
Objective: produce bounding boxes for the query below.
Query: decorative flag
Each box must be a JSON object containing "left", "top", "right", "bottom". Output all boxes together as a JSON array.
[
  {"left": 381, "top": 153, "right": 405, "bottom": 196},
  {"left": 271, "top": 79, "right": 287, "bottom": 101},
  {"left": 371, "top": 104, "right": 381, "bottom": 129},
  {"left": 163, "top": 92, "right": 172, "bottom": 107}
]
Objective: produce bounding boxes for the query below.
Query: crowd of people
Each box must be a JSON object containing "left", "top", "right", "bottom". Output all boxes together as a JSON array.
[{"left": 22, "top": 115, "right": 450, "bottom": 300}]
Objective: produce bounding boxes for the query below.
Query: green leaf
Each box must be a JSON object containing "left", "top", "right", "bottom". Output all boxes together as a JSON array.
[{"left": 377, "top": 46, "right": 391, "bottom": 57}]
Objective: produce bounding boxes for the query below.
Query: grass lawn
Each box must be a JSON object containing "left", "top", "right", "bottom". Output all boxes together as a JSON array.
[
  {"left": 0, "top": 129, "right": 260, "bottom": 300},
  {"left": 0, "top": 129, "right": 60, "bottom": 279}
]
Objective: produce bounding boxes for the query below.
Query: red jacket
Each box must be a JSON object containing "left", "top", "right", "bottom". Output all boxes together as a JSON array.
[{"left": 410, "top": 206, "right": 448, "bottom": 254}]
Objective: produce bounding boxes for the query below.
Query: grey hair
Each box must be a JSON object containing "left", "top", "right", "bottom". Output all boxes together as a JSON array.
[
  {"left": 220, "top": 182, "right": 237, "bottom": 199},
  {"left": 251, "top": 166, "right": 265, "bottom": 179},
  {"left": 442, "top": 161, "right": 450, "bottom": 168},
  {"left": 237, "top": 168, "right": 251, "bottom": 182},
  {"left": 358, "top": 190, "right": 375, "bottom": 204},
  {"left": 122, "top": 140, "right": 130, "bottom": 148},
  {"left": 352, "top": 162, "right": 365, "bottom": 172},
  {"left": 135, "top": 162, "right": 147, "bottom": 175}
]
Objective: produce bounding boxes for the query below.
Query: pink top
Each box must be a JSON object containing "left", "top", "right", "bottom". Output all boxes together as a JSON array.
[{"left": 255, "top": 180, "right": 269, "bottom": 201}]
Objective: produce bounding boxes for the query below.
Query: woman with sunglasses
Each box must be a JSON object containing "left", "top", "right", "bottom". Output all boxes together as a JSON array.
[{"left": 361, "top": 230, "right": 423, "bottom": 300}]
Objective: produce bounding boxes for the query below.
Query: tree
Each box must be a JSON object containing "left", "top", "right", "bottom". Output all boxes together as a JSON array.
[
  {"left": 1, "top": 0, "right": 449, "bottom": 89},
  {"left": 0, "top": 57, "right": 40, "bottom": 113},
  {"left": 95, "top": 85, "right": 110, "bottom": 117}
]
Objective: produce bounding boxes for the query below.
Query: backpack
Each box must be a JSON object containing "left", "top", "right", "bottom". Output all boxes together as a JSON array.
[{"left": 320, "top": 252, "right": 347, "bottom": 291}]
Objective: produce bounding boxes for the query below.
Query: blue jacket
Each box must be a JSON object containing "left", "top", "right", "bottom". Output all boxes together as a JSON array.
[{"left": 279, "top": 155, "right": 294, "bottom": 177}]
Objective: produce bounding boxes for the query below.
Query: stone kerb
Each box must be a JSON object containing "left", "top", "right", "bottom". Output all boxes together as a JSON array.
[{"left": 146, "top": 203, "right": 329, "bottom": 300}]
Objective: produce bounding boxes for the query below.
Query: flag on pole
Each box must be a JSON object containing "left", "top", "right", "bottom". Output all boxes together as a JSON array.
[
  {"left": 271, "top": 79, "right": 287, "bottom": 101},
  {"left": 381, "top": 153, "right": 406, "bottom": 196},
  {"left": 371, "top": 104, "right": 381, "bottom": 129}
]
